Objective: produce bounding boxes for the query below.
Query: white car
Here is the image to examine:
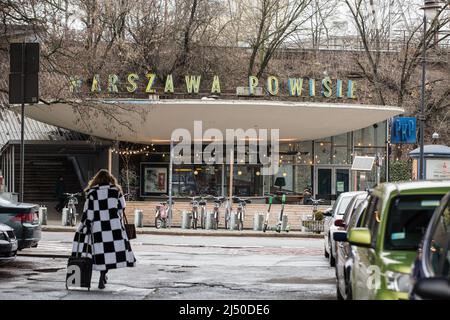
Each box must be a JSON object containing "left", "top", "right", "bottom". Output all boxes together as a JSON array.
[{"left": 324, "top": 191, "right": 366, "bottom": 267}]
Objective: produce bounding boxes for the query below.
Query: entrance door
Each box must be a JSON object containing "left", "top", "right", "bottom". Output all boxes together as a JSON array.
[
  {"left": 317, "top": 168, "right": 332, "bottom": 201},
  {"left": 315, "top": 167, "right": 350, "bottom": 202}
]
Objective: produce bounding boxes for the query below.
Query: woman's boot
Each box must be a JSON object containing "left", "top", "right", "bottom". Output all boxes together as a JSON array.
[{"left": 98, "top": 271, "right": 107, "bottom": 289}]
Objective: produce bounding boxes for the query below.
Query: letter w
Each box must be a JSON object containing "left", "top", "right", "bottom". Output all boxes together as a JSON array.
[
  {"left": 288, "top": 78, "right": 303, "bottom": 97},
  {"left": 185, "top": 75, "right": 201, "bottom": 94}
]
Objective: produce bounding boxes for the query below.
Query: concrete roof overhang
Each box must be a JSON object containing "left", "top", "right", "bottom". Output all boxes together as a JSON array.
[{"left": 15, "top": 99, "right": 404, "bottom": 143}]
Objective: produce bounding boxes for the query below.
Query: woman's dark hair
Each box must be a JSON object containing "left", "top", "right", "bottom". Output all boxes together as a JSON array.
[{"left": 85, "top": 169, "right": 123, "bottom": 193}]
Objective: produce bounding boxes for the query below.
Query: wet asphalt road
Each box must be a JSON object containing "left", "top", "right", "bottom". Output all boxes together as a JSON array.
[{"left": 0, "top": 232, "right": 336, "bottom": 300}]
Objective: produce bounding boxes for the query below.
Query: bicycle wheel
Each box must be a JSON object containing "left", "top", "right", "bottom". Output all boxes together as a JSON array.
[
  {"left": 224, "top": 212, "right": 229, "bottom": 230},
  {"left": 200, "top": 210, "right": 206, "bottom": 229},
  {"left": 214, "top": 216, "right": 219, "bottom": 230},
  {"left": 263, "top": 223, "right": 267, "bottom": 233},
  {"left": 69, "top": 209, "right": 74, "bottom": 226},
  {"left": 192, "top": 218, "right": 197, "bottom": 230},
  {"left": 237, "top": 218, "right": 243, "bottom": 231}
]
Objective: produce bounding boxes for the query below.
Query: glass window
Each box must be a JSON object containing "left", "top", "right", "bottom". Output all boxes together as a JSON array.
[
  {"left": 353, "top": 122, "right": 386, "bottom": 148},
  {"left": 428, "top": 200, "right": 450, "bottom": 276},
  {"left": 385, "top": 195, "right": 442, "bottom": 251},
  {"left": 315, "top": 138, "right": 332, "bottom": 164}
]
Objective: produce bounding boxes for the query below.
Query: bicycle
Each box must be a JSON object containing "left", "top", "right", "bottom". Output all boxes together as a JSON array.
[
  {"left": 208, "top": 196, "right": 225, "bottom": 230},
  {"left": 63, "top": 192, "right": 81, "bottom": 226},
  {"left": 233, "top": 197, "right": 251, "bottom": 231},
  {"left": 223, "top": 197, "right": 232, "bottom": 230},
  {"left": 155, "top": 200, "right": 173, "bottom": 229},
  {"left": 188, "top": 196, "right": 201, "bottom": 229},
  {"left": 198, "top": 196, "right": 208, "bottom": 229},
  {"left": 310, "top": 197, "right": 325, "bottom": 218}
]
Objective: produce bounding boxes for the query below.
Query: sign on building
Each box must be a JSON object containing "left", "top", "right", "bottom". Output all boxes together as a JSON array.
[{"left": 391, "top": 117, "right": 416, "bottom": 144}]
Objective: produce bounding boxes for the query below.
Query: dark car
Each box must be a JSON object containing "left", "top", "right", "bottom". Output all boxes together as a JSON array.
[
  {"left": 0, "top": 196, "right": 41, "bottom": 250},
  {"left": 410, "top": 191, "right": 450, "bottom": 300},
  {"left": 333, "top": 193, "right": 369, "bottom": 300},
  {"left": 0, "top": 223, "right": 18, "bottom": 265}
]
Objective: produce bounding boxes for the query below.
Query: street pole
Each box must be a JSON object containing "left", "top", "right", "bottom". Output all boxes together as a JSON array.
[
  {"left": 419, "top": 15, "right": 427, "bottom": 180},
  {"left": 20, "top": 43, "right": 25, "bottom": 203},
  {"left": 168, "top": 139, "right": 174, "bottom": 228}
]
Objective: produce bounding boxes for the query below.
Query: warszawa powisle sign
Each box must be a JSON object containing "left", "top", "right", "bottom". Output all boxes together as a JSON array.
[{"left": 69, "top": 74, "right": 357, "bottom": 98}]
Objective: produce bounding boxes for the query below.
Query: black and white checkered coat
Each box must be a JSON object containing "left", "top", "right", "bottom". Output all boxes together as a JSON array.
[{"left": 71, "top": 184, "right": 136, "bottom": 271}]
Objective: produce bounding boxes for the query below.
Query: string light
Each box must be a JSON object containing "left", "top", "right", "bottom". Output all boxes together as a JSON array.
[{"left": 111, "top": 145, "right": 151, "bottom": 155}]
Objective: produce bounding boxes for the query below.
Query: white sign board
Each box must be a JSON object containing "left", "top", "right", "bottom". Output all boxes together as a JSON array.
[
  {"left": 426, "top": 159, "right": 450, "bottom": 180},
  {"left": 351, "top": 156, "right": 375, "bottom": 171}
]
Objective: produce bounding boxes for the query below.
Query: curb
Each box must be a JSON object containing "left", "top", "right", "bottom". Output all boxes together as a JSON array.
[{"left": 41, "top": 225, "right": 324, "bottom": 239}]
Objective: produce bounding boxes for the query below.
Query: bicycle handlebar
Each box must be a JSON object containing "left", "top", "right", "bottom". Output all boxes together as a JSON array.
[{"left": 63, "top": 192, "right": 82, "bottom": 197}]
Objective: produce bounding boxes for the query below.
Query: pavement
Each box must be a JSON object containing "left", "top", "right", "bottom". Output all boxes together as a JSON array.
[
  {"left": 40, "top": 224, "right": 324, "bottom": 239},
  {"left": 0, "top": 232, "right": 336, "bottom": 300}
]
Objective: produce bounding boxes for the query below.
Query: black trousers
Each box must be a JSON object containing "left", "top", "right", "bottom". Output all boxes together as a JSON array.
[{"left": 55, "top": 197, "right": 66, "bottom": 212}]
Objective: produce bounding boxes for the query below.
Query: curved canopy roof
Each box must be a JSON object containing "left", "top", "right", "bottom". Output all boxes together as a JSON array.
[
  {"left": 409, "top": 145, "right": 450, "bottom": 158},
  {"left": 16, "top": 99, "right": 404, "bottom": 143}
]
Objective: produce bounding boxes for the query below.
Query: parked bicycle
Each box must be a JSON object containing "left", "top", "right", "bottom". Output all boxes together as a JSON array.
[
  {"left": 63, "top": 192, "right": 81, "bottom": 226},
  {"left": 233, "top": 197, "right": 251, "bottom": 231},
  {"left": 198, "top": 196, "right": 208, "bottom": 229},
  {"left": 223, "top": 197, "right": 232, "bottom": 230},
  {"left": 155, "top": 199, "right": 173, "bottom": 229},
  {"left": 188, "top": 196, "right": 201, "bottom": 229},
  {"left": 207, "top": 196, "right": 225, "bottom": 230},
  {"left": 310, "top": 197, "right": 325, "bottom": 219}
]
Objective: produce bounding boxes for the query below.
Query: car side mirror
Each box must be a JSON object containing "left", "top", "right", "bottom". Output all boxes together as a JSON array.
[
  {"left": 413, "top": 278, "right": 450, "bottom": 300},
  {"left": 333, "top": 231, "right": 347, "bottom": 242},
  {"left": 334, "top": 219, "right": 346, "bottom": 227},
  {"left": 323, "top": 208, "right": 333, "bottom": 217},
  {"left": 348, "top": 228, "right": 371, "bottom": 247}
]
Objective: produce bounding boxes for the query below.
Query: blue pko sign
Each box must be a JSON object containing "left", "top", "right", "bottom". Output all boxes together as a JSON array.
[{"left": 391, "top": 117, "right": 416, "bottom": 144}]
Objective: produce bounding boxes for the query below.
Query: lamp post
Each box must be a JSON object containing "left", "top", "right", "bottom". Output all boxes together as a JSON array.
[{"left": 419, "top": 0, "right": 441, "bottom": 180}]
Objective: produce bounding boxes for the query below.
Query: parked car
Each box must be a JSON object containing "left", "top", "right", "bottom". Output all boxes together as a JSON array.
[
  {"left": 0, "top": 223, "right": 18, "bottom": 265},
  {"left": 348, "top": 181, "right": 450, "bottom": 300},
  {"left": 324, "top": 191, "right": 366, "bottom": 267},
  {"left": 410, "top": 191, "right": 450, "bottom": 300},
  {"left": 334, "top": 192, "right": 369, "bottom": 300},
  {"left": 0, "top": 196, "right": 41, "bottom": 250}
]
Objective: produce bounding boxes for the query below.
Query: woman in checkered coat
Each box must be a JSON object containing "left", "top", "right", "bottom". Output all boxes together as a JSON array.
[{"left": 71, "top": 169, "right": 136, "bottom": 289}]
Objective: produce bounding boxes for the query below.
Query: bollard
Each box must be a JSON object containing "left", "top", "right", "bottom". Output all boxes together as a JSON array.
[
  {"left": 61, "top": 208, "right": 68, "bottom": 226},
  {"left": 134, "top": 209, "right": 143, "bottom": 227},
  {"left": 229, "top": 212, "right": 238, "bottom": 230},
  {"left": 253, "top": 213, "right": 264, "bottom": 231},
  {"left": 181, "top": 210, "right": 191, "bottom": 229},
  {"left": 39, "top": 206, "right": 47, "bottom": 225},
  {"left": 206, "top": 212, "right": 215, "bottom": 230},
  {"left": 281, "top": 215, "right": 289, "bottom": 231}
]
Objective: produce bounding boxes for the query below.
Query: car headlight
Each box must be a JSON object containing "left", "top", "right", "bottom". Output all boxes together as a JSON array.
[{"left": 385, "top": 271, "right": 411, "bottom": 293}]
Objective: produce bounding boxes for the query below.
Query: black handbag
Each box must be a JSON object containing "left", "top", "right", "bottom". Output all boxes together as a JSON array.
[
  {"left": 65, "top": 233, "right": 93, "bottom": 290},
  {"left": 123, "top": 209, "right": 137, "bottom": 240}
]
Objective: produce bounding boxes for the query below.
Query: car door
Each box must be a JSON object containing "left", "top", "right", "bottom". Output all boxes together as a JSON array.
[{"left": 353, "top": 195, "right": 381, "bottom": 300}]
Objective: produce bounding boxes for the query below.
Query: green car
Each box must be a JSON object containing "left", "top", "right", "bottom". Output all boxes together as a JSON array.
[{"left": 348, "top": 180, "right": 450, "bottom": 300}]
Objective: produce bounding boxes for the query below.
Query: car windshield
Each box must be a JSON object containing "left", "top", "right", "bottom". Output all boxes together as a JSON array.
[{"left": 385, "top": 194, "right": 443, "bottom": 251}]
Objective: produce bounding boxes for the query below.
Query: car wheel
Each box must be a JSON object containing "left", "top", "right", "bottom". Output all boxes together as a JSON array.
[
  {"left": 329, "top": 239, "right": 336, "bottom": 267},
  {"left": 324, "top": 243, "right": 329, "bottom": 258}
]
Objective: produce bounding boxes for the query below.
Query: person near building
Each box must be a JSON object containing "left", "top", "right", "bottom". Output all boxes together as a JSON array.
[
  {"left": 302, "top": 185, "right": 313, "bottom": 205},
  {"left": 54, "top": 176, "right": 66, "bottom": 212},
  {"left": 71, "top": 169, "right": 136, "bottom": 289}
]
